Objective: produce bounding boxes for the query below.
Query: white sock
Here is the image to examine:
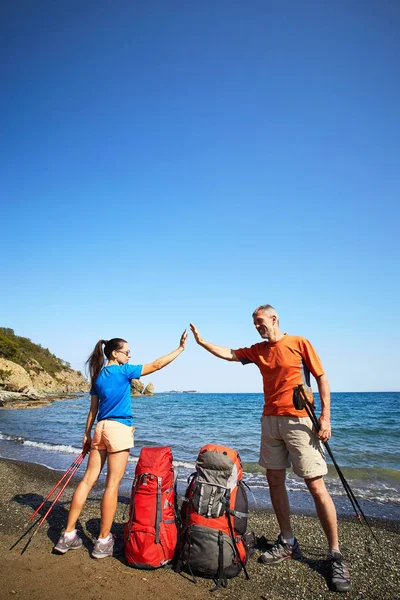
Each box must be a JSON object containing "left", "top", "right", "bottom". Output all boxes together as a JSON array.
[
  {"left": 64, "top": 529, "right": 76, "bottom": 540},
  {"left": 281, "top": 535, "right": 295, "bottom": 545},
  {"left": 98, "top": 534, "right": 112, "bottom": 544}
]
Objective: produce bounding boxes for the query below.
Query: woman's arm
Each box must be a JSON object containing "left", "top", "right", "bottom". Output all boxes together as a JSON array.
[
  {"left": 82, "top": 395, "right": 99, "bottom": 449},
  {"left": 141, "top": 330, "right": 187, "bottom": 376}
]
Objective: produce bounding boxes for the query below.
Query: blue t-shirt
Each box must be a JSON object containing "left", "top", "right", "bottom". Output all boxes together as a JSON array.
[{"left": 90, "top": 364, "right": 143, "bottom": 426}]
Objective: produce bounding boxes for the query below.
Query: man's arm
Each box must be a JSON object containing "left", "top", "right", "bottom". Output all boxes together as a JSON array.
[
  {"left": 141, "top": 330, "right": 187, "bottom": 376},
  {"left": 316, "top": 373, "right": 331, "bottom": 442},
  {"left": 190, "top": 323, "right": 239, "bottom": 361}
]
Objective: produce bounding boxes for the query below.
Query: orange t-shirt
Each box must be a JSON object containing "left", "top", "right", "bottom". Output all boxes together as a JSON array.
[{"left": 234, "top": 334, "right": 325, "bottom": 417}]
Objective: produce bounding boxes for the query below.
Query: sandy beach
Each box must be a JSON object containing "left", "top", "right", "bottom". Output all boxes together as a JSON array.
[{"left": 0, "top": 457, "right": 399, "bottom": 600}]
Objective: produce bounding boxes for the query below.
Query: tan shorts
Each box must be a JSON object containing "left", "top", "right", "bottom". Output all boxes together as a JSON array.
[
  {"left": 259, "top": 415, "right": 327, "bottom": 479},
  {"left": 91, "top": 420, "right": 134, "bottom": 453}
]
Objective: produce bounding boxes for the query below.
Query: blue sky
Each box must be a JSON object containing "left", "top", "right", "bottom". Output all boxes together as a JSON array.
[{"left": 1, "top": 1, "right": 399, "bottom": 392}]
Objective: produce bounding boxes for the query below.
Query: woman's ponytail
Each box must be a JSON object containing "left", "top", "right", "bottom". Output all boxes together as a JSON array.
[
  {"left": 86, "top": 340, "right": 107, "bottom": 386},
  {"left": 85, "top": 338, "right": 127, "bottom": 386}
]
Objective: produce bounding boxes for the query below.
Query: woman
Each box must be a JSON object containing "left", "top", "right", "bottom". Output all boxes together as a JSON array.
[{"left": 54, "top": 331, "right": 187, "bottom": 558}]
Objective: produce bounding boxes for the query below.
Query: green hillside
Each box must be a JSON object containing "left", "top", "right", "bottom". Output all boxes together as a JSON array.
[{"left": 0, "top": 327, "right": 71, "bottom": 376}]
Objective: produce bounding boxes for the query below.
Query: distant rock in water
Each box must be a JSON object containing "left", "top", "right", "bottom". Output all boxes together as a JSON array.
[
  {"left": 143, "top": 382, "right": 154, "bottom": 396},
  {"left": 131, "top": 380, "right": 154, "bottom": 396},
  {"left": 164, "top": 390, "right": 198, "bottom": 394},
  {"left": 131, "top": 379, "right": 145, "bottom": 396}
]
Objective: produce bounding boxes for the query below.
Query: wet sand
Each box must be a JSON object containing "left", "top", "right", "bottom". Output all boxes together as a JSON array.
[{"left": 0, "top": 457, "right": 399, "bottom": 600}]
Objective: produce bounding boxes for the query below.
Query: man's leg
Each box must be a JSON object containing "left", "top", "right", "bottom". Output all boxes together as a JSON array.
[
  {"left": 260, "top": 469, "right": 302, "bottom": 564},
  {"left": 305, "top": 476, "right": 339, "bottom": 551},
  {"left": 266, "top": 468, "right": 293, "bottom": 539},
  {"left": 305, "top": 476, "right": 351, "bottom": 591}
]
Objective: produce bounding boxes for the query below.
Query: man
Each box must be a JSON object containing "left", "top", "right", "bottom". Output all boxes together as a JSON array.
[{"left": 190, "top": 304, "right": 351, "bottom": 593}]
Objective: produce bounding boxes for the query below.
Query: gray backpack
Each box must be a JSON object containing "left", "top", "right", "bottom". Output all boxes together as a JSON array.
[{"left": 176, "top": 444, "right": 255, "bottom": 590}]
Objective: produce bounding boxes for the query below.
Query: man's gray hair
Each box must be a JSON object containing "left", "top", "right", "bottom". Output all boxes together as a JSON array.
[{"left": 252, "top": 304, "right": 279, "bottom": 323}]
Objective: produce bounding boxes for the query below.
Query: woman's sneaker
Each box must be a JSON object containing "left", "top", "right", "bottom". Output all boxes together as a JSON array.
[
  {"left": 259, "top": 533, "right": 302, "bottom": 564},
  {"left": 328, "top": 551, "right": 351, "bottom": 592},
  {"left": 54, "top": 530, "right": 83, "bottom": 554},
  {"left": 92, "top": 535, "right": 114, "bottom": 559}
]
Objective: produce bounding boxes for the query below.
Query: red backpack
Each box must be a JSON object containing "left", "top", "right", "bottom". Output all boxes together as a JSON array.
[
  {"left": 176, "top": 444, "right": 254, "bottom": 589},
  {"left": 124, "top": 446, "right": 178, "bottom": 568}
]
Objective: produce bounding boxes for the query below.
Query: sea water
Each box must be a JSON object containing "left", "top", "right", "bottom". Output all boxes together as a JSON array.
[{"left": 0, "top": 392, "right": 399, "bottom": 519}]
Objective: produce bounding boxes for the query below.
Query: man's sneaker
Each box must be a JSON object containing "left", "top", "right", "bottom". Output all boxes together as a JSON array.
[
  {"left": 328, "top": 551, "right": 351, "bottom": 592},
  {"left": 54, "top": 530, "right": 83, "bottom": 554},
  {"left": 259, "top": 534, "right": 302, "bottom": 564},
  {"left": 92, "top": 535, "right": 114, "bottom": 559}
]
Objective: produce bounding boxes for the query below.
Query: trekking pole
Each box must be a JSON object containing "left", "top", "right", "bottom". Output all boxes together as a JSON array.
[
  {"left": 30, "top": 448, "right": 88, "bottom": 520},
  {"left": 293, "top": 385, "right": 378, "bottom": 542},
  {"left": 35, "top": 448, "right": 88, "bottom": 529},
  {"left": 294, "top": 386, "right": 365, "bottom": 516},
  {"left": 16, "top": 445, "right": 89, "bottom": 553},
  {"left": 20, "top": 452, "right": 87, "bottom": 554},
  {"left": 294, "top": 389, "right": 363, "bottom": 519}
]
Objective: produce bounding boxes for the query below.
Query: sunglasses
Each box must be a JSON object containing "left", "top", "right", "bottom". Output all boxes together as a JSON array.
[{"left": 117, "top": 350, "right": 131, "bottom": 357}]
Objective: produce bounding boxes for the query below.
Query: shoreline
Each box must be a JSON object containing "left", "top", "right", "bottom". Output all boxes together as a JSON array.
[
  {"left": 0, "top": 457, "right": 399, "bottom": 600},
  {"left": 1, "top": 440, "right": 399, "bottom": 521},
  {"left": 0, "top": 389, "right": 86, "bottom": 409}
]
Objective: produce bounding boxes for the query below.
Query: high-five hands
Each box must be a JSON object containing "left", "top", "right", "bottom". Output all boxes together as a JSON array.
[
  {"left": 180, "top": 330, "right": 188, "bottom": 350},
  {"left": 190, "top": 323, "right": 203, "bottom": 345}
]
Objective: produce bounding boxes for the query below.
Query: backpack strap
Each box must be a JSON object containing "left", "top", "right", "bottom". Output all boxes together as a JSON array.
[
  {"left": 155, "top": 476, "right": 162, "bottom": 543},
  {"left": 226, "top": 510, "right": 250, "bottom": 580},
  {"left": 228, "top": 508, "right": 248, "bottom": 519},
  {"left": 175, "top": 527, "right": 197, "bottom": 582},
  {"left": 210, "top": 531, "right": 228, "bottom": 592},
  {"left": 173, "top": 468, "right": 181, "bottom": 528},
  {"left": 221, "top": 496, "right": 248, "bottom": 519},
  {"left": 220, "top": 493, "right": 248, "bottom": 519},
  {"left": 126, "top": 474, "right": 140, "bottom": 542},
  {"left": 174, "top": 472, "right": 197, "bottom": 575}
]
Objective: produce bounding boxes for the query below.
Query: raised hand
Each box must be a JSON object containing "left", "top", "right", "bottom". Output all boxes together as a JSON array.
[
  {"left": 190, "top": 323, "right": 203, "bottom": 345},
  {"left": 180, "top": 329, "right": 188, "bottom": 349}
]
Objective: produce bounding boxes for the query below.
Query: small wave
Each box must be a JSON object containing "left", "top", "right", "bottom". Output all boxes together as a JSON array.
[
  {"left": 0, "top": 433, "right": 25, "bottom": 443},
  {"left": 173, "top": 459, "right": 196, "bottom": 470},
  {"left": 24, "top": 441, "right": 81, "bottom": 454},
  {"left": 127, "top": 457, "right": 195, "bottom": 471},
  {"left": 242, "top": 462, "right": 265, "bottom": 474}
]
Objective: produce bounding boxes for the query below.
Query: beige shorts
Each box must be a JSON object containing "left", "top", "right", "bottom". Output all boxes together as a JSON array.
[
  {"left": 259, "top": 415, "right": 327, "bottom": 479},
  {"left": 91, "top": 420, "right": 134, "bottom": 453}
]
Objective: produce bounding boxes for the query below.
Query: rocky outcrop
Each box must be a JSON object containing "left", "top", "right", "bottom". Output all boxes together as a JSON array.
[
  {"left": 0, "top": 389, "right": 73, "bottom": 409},
  {"left": 131, "top": 379, "right": 145, "bottom": 396},
  {"left": 23, "top": 358, "right": 89, "bottom": 393},
  {"left": 0, "top": 359, "right": 33, "bottom": 393},
  {"left": 0, "top": 357, "right": 89, "bottom": 408},
  {"left": 143, "top": 382, "right": 154, "bottom": 396}
]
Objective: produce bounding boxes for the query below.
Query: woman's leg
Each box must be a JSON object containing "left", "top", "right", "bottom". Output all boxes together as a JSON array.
[
  {"left": 99, "top": 449, "right": 129, "bottom": 538},
  {"left": 65, "top": 449, "right": 107, "bottom": 532}
]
